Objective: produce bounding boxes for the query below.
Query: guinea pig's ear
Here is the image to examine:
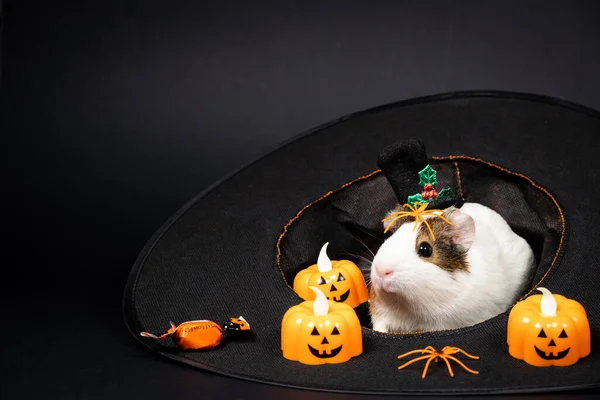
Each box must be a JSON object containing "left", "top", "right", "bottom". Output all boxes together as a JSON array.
[{"left": 446, "top": 208, "right": 475, "bottom": 252}]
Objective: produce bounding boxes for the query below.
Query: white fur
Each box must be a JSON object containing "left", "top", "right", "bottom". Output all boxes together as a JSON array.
[{"left": 370, "top": 203, "right": 535, "bottom": 332}]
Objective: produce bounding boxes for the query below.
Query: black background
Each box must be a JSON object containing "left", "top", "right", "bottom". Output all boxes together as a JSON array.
[{"left": 2, "top": 1, "right": 600, "bottom": 399}]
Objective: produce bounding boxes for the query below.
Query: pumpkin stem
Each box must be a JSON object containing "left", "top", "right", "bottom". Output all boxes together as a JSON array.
[
  {"left": 317, "top": 242, "right": 333, "bottom": 272},
  {"left": 309, "top": 286, "right": 329, "bottom": 316},
  {"left": 538, "top": 287, "right": 557, "bottom": 316}
]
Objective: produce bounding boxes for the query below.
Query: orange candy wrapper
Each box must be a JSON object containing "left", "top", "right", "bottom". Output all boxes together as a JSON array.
[{"left": 140, "top": 316, "right": 251, "bottom": 350}]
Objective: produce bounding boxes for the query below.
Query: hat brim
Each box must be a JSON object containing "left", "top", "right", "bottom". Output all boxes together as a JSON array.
[{"left": 124, "top": 91, "right": 600, "bottom": 395}]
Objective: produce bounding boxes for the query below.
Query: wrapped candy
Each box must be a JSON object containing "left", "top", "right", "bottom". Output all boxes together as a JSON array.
[{"left": 140, "top": 316, "right": 250, "bottom": 350}]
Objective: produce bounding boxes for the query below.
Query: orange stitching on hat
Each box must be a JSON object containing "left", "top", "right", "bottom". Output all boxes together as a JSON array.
[
  {"left": 275, "top": 170, "right": 382, "bottom": 290},
  {"left": 454, "top": 161, "right": 464, "bottom": 198}
]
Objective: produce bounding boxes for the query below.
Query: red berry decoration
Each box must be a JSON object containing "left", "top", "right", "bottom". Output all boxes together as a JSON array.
[
  {"left": 407, "top": 165, "right": 456, "bottom": 207},
  {"left": 421, "top": 189, "right": 439, "bottom": 200},
  {"left": 421, "top": 182, "right": 438, "bottom": 201}
]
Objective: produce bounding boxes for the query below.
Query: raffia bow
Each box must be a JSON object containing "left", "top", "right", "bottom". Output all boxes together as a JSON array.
[{"left": 382, "top": 201, "right": 452, "bottom": 241}]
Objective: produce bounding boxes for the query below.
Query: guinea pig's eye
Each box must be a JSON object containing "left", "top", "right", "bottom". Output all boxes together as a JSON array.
[{"left": 417, "top": 242, "right": 433, "bottom": 258}]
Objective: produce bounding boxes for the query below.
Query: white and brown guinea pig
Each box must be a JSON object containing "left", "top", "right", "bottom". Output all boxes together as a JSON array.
[{"left": 369, "top": 202, "right": 535, "bottom": 333}]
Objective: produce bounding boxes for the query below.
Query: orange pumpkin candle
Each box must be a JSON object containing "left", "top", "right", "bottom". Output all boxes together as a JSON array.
[
  {"left": 507, "top": 287, "right": 590, "bottom": 367},
  {"left": 293, "top": 242, "right": 369, "bottom": 308},
  {"left": 281, "top": 286, "right": 363, "bottom": 365}
]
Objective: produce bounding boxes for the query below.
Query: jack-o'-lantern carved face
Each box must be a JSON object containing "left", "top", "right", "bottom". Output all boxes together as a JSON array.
[
  {"left": 533, "top": 326, "right": 571, "bottom": 361},
  {"left": 312, "top": 270, "right": 351, "bottom": 303},
  {"left": 307, "top": 320, "right": 345, "bottom": 359},
  {"left": 293, "top": 243, "right": 369, "bottom": 308},
  {"left": 507, "top": 287, "right": 591, "bottom": 367},
  {"left": 281, "top": 286, "right": 363, "bottom": 365}
]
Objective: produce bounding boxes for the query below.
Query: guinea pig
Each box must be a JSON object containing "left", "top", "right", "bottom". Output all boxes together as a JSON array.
[{"left": 369, "top": 202, "right": 535, "bottom": 333}]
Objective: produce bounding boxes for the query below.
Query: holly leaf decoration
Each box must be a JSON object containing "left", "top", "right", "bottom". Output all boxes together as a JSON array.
[
  {"left": 438, "top": 188, "right": 455, "bottom": 198},
  {"left": 418, "top": 165, "right": 438, "bottom": 187},
  {"left": 407, "top": 193, "right": 428, "bottom": 206}
]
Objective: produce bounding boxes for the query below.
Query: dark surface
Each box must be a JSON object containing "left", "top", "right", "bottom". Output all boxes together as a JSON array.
[
  {"left": 3, "top": 1, "right": 600, "bottom": 399},
  {"left": 125, "top": 92, "right": 598, "bottom": 395}
]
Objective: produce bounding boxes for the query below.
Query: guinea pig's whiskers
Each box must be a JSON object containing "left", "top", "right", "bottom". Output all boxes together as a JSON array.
[
  {"left": 343, "top": 252, "right": 373, "bottom": 265},
  {"left": 341, "top": 248, "right": 373, "bottom": 287},
  {"left": 347, "top": 232, "right": 379, "bottom": 258},
  {"left": 348, "top": 223, "right": 385, "bottom": 243},
  {"left": 344, "top": 252, "right": 372, "bottom": 273}
]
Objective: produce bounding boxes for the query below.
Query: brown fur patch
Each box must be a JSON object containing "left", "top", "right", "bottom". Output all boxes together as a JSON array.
[{"left": 415, "top": 209, "right": 469, "bottom": 273}]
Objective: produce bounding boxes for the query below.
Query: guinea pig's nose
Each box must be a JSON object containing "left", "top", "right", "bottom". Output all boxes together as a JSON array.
[{"left": 375, "top": 262, "right": 394, "bottom": 278}]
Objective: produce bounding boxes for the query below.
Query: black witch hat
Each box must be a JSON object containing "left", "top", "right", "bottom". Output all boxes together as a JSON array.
[{"left": 124, "top": 91, "right": 599, "bottom": 395}]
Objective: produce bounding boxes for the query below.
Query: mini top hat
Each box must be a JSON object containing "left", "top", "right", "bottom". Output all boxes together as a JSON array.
[
  {"left": 124, "top": 91, "right": 600, "bottom": 395},
  {"left": 377, "top": 137, "right": 464, "bottom": 210}
]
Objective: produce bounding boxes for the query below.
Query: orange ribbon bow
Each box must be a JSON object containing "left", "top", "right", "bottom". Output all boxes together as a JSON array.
[{"left": 382, "top": 201, "right": 452, "bottom": 241}]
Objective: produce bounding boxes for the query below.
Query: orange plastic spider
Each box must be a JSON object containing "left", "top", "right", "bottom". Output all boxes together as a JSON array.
[{"left": 397, "top": 346, "right": 480, "bottom": 379}]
